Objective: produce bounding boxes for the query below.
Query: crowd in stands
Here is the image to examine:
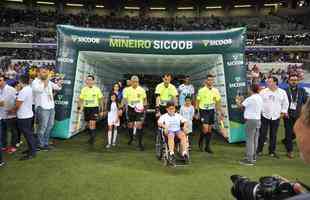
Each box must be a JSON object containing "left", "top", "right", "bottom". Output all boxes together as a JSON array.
[
  {"left": 1, "top": 48, "right": 309, "bottom": 63},
  {"left": 0, "top": 31, "right": 55, "bottom": 43},
  {"left": 0, "top": 61, "right": 57, "bottom": 86},
  {"left": 0, "top": 7, "right": 309, "bottom": 45},
  {"left": 0, "top": 49, "right": 56, "bottom": 60},
  {"left": 247, "top": 63, "right": 305, "bottom": 85},
  {"left": 245, "top": 51, "right": 309, "bottom": 63}
]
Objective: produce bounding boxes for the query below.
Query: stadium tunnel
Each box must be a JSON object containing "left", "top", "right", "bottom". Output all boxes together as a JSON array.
[
  {"left": 53, "top": 25, "right": 247, "bottom": 142},
  {"left": 77, "top": 51, "right": 225, "bottom": 93}
]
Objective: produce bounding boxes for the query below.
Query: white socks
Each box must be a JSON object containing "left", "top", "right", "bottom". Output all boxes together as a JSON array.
[
  {"left": 112, "top": 128, "right": 118, "bottom": 145},
  {"left": 107, "top": 130, "right": 112, "bottom": 145},
  {"left": 108, "top": 128, "right": 118, "bottom": 145}
]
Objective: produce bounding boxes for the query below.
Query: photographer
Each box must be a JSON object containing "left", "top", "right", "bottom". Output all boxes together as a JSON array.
[
  {"left": 286, "top": 99, "right": 310, "bottom": 199},
  {"left": 294, "top": 99, "right": 310, "bottom": 164},
  {"left": 231, "top": 99, "right": 310, "bottom": 200}
]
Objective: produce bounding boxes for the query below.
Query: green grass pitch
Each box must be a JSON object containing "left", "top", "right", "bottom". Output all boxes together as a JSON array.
[{"left": 0, "top": 124, "right": 309, "bottom": 200}]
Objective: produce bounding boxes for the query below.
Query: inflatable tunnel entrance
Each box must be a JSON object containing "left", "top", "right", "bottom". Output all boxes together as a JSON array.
[{"left": 53, "top": 25, "right": 247, "bottom": 143}]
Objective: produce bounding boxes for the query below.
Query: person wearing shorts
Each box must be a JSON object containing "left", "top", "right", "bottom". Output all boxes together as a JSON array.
[
  {"left": 78, "top": 75, "right": 104, "bottom": 145},
  {"left": 158, "top": 102, "right": 189, "bottom": 164},
  {"left": 196, "top": 74, "right": 224, "bottom": 153},
  {"left": 122, "top": 75, "right": 147, "bottom": 151}
]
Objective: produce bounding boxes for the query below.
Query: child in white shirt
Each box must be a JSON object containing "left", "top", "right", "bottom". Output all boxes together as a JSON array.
[
  {"left": 106, "top": 93, "right": 121, "bottom": 148},
  {"left": 158, "top": 102, "right": 189, "bottom": 164},
  {"left": 179, "top": 96, "right": 195, "bottom": 150}
]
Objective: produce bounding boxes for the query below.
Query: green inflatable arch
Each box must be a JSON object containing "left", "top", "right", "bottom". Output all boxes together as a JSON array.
[{"left": 52, "top": 25, "right": 247, "bottom": 143}]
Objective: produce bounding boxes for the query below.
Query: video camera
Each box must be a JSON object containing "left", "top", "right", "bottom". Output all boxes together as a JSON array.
[{"left": 231, "top": 175, "right": 310, "bottom": 200}]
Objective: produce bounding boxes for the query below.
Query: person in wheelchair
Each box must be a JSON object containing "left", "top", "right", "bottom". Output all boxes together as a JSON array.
[{"left": 157, "top": 102, "right": 189, "bottom": 165}]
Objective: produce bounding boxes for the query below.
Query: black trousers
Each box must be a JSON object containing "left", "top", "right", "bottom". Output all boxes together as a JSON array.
[
  {"left": 283, "top": 116, "right": 297, "bottom": 153},
  {"left": 17, "top": 118, "right": 36, "bottom": 156},
  {"left": 2, "top": 118, "right": 19, "bottom": 147},
  {"left": 257, "top": 116, "right": 280, "bottom": 154}
]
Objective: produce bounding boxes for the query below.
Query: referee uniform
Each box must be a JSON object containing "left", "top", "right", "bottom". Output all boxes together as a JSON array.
[
  {"left": 196, "top": 86, "right": 221, "bottom": 152},
  {"left": 79, "top": 86, "right": 103, "bottom": 144}
]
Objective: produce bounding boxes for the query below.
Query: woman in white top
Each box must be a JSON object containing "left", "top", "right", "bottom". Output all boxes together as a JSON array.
[{"left": 236, "top": 84, "right": 263, "bottom": 166}]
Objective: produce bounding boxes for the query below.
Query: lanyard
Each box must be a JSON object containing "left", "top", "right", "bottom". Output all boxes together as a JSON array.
[{"left": 289, "top": 87, "right": 299, "bottom": 103}]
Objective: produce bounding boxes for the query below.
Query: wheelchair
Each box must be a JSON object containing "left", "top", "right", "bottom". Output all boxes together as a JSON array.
[{"left": 155, "top": 127, "right": 190, "bottom": 167}]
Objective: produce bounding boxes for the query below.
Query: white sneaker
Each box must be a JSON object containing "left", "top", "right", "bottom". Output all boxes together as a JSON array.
[
  {"left": 105, "top": 144, "right": 111, "bottom": 149},
  {"left": 0, "top": 161, "right": 5, "bottom": 167},
  {"left": 16, "top": 141, "right": 23, "bottom": 147},
  {"left": 112, "top": 143, "right": 116, "bottom": 147}
]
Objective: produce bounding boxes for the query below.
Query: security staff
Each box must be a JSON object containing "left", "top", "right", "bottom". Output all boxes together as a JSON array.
[{"left": 283, "top": 74, "right": 308, "bottom": 159}]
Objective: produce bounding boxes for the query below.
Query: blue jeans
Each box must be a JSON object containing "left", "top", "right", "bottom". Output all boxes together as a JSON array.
[
  {"left": 36, "top": 107, "right": 55, "bottom": 147},
  {"left": 0, "top": 120, "right": 3, "bottom": 162}
]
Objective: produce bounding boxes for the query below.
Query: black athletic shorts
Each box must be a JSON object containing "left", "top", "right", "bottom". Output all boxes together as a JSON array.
[
  {"left": 127, "top": 106, "right": 144, "bottom": 122},
  {"left": 84, "top": 107, "right": 99, "bottom": 121},
  {"left": 200, "top": 109, "right": 215, "bottom": 125}
]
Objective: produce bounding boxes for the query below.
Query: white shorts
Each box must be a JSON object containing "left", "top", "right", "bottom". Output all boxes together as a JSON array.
[{"left": 187, "top": 121, "right": 193, "bottom": 134}]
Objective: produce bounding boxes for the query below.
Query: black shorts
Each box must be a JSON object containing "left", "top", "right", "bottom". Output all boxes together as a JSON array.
[
  {"left": 200, "top": 109, "right": 215, "bottom": 125},
  {"left": 84, "top": 107, "right": 99, "bottom": 121},
  {"left": 127, "top": 106, "right": 144, "bottom": 123}
]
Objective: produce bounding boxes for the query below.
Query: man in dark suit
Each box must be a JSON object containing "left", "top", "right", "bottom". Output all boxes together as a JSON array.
[{"left": 283, "top": 74, "right": 308, "bottom": 159}]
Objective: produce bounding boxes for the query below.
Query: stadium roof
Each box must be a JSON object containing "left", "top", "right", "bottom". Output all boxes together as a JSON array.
[{"left": 5, "top": 0, "right": 288, "bottom": 9}]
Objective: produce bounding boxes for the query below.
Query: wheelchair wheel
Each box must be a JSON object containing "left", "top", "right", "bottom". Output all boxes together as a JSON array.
[
  {"left": 163, "top": 155, "right": 168, "bottom": 166},
  {"left": 155, "top": 131, "right": 163, "bottom": 160}
]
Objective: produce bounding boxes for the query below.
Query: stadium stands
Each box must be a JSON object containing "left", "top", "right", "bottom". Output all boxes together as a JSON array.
[{"left": 0, "top": 7, "right": 309, "bottom": 45}]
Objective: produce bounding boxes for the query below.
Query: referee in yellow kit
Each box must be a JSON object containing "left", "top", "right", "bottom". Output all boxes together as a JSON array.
[
  {"left": 78, "top": 75, "right": 105, "bottom": 145},
  {"left": 196, "top": 74, "right": 224, "bottom": 153},
  {"left": 122, "top": 76, "right": 147, "bottom": 151}
]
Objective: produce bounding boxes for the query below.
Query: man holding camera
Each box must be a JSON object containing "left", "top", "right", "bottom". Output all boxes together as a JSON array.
[
  {"left": 286, "top": 99, "right": 310, "bottom": 199},
  {"left": 231, "top": 99, "right": 310, "bottom": 200}
]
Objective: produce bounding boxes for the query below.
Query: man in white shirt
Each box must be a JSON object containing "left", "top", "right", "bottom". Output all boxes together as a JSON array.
[
  {"left": 12, "top": 75, "right": 36, "bottom": 160},
  {"left": 178, "top": 76, "right": 195, "bottom": 107},
  {"left": 257, "top": 76, "right": 289, "bottom": 158},
  {"left": 32, "top": 66, "right": 62, "bottom": 151},
  {"left": 0, "top": 75, "right": 18, "bottom": 154}
]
